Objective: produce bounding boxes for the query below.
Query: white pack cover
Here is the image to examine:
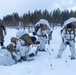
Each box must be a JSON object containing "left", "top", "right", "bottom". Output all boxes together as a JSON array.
[
  {"left": 62, "top": 17, "right": 76, "bottom": 29},
  {"left": 0, "top": 49, "right": 15, "bottom": 66},
  {"left": 16, "top": 39, "right": 29, "bottom": 57},
  {"left": 35, "top": 19, "right": 50, "bottom": 28}
]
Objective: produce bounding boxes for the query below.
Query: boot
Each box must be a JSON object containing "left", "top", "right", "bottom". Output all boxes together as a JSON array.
[
  {"left": 71, "top": 56, "right": 75, "bottom": 60},
  {"left": 29, "top": 53, "right": 35, "bottom": 57},
  {"left": 56, "top": 55, "right": 61, "bottom": 58},
  {"left": 42, "top": 49, "right": 46, "bottom": 51},
  {"left": 21, "top": 56, "right": 27, "bottom": 61}
]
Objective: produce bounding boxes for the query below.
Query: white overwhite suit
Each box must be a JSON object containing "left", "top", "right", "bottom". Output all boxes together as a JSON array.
[
  {"left": 16, "top": 28, "right": 30, "bottom": 60},
  {"left": 34, "top": 19, "right": 52, "bottom": 51},
  {"left": 57, "top": 29, "right": 76, "bottom": 59},
  {"left": 36, "top": 28, "right": 48, "bottom": 51}
]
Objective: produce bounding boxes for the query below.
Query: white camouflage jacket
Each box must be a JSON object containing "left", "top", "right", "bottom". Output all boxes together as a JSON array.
[{"left": 61, "top": 29, "right": 76, "bottom": 43}]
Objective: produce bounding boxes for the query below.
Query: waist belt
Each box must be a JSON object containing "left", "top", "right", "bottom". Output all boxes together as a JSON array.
[
  {"left": 66, "top": 39, "right": 74, "bottom": 41},
  {"left": 38, "top": 35, "right": 46, "bottom": 37},
  {"left": 38, "top": 35, "right": 43, "bottom": 37}
]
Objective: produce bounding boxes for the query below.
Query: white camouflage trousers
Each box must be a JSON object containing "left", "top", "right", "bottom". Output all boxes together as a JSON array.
[
  {"left": 57, "top": 40, "right": 76, "bottom": 58},
  {"left": 38, "top": 36, "right": 47, "bottom": 50}
]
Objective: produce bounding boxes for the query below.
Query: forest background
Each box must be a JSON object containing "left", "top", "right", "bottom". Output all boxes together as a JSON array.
[{"left": 1, "top": 8, "right": 76, "bottom": 27}]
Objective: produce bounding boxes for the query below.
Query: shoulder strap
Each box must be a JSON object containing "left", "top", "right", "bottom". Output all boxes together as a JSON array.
[
  {"left": 72, "top": 27, "right": 75, "bottom": 42},
  {"left": 34, "top": 26, "right": 40, "bottom": 33},
  {"left": 73, "top": 27, "right": 75, "bottom": 37}
]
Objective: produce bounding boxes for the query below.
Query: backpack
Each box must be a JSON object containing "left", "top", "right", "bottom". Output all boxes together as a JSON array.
[
  {"left": 11, "top": 37, "right": 17, "bottom": 44},
  {"left": 20, "top": 34, "right": 33, "bottom": 46},
  {"left": 34, "top": 24, "right": 48, "bottom": 34},
  {"left": 61, "top": 27, "right": 75, "bottom": 42},
  {"left": 7, "top": 44, "right": 14, "bottom": 54},
  {"left": 61, "top": 27, "right": 75, "bottom": 35}
]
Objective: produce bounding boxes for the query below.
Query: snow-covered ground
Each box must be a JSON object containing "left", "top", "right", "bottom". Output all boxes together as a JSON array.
[{"left": 0, "top": 27, "right": 76, "bottom": 75}]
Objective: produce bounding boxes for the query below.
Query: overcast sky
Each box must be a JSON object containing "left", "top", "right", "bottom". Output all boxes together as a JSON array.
[{"left": 0, "top": 0, "right": 76, "bottom": 19}]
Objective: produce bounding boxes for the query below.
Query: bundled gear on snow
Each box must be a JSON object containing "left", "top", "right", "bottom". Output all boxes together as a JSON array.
[
  {"left": 57, "top": 17, "right": 76, "bottom": 60},
  {"left": 0, "top": 49, "right": 15, "bottom": 66}
]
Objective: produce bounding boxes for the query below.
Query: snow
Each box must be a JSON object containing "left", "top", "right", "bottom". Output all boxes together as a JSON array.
[{"left": 0, "top": 26, "right": 76, "bottom": 75}]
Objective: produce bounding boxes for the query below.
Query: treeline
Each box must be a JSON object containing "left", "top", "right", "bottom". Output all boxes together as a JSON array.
[{"left": 1, "top": 8, "right": 76, "bottom": 27}]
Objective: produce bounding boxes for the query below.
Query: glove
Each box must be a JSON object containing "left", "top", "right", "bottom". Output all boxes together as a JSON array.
[
  {"left": 42, "top": 34, "right": 47, "bottom": 38},
  {"left": 51, "top": 31, "right": 53, "bottom": 33},
  {"left": 34, "top": 41, "right": 40, "bottom": 44},
  {"left": 33, "top": 32, "right": 36, "bottom": 35},
  {"left": 66, "top": 41, "right": 69, "bottom": 45},
  {"left": 42, "top": 35, "right": 45, "bottom": 37}
]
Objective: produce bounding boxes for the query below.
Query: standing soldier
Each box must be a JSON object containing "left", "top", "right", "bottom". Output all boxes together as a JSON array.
[
  {"left": 0, "top": 22, "right": 6, "bottom": 48},
  {"left": 33, "top": 19, "right": 52, "bottom": 51},
  {"left": 57, "top": 17, "right": 76, "bottom": 60}
]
